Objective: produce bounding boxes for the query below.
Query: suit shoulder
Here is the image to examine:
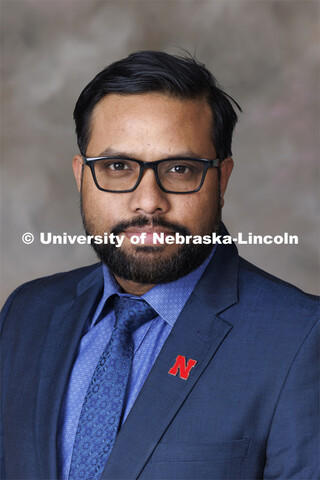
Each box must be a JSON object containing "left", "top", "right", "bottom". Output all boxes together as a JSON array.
[
  {"left": 1, "top": 263, "right": 102, "bottom": 317},
  {"left": 9, "top": 262, "right": 101, "bottom": 292},
  {"left": 238, "top": 257, "right": 319, "bottom": 318}
]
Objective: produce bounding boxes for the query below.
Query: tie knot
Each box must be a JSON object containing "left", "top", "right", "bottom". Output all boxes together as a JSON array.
[{"left": 113, "top": 296, "right": 157, "bottom": 333}]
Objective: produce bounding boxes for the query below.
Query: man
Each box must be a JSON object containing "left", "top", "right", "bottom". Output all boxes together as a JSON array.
[{"left": 1, "top": 51, "right": 319, "bottom": 480}]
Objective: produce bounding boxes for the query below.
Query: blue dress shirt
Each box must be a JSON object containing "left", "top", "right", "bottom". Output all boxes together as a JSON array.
[{"left": 57, "top": 249, "right": 215, "bottom": 479}]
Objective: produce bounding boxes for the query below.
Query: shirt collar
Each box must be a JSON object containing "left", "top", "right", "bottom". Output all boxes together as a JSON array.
[{"left": 92, "top": 246, "right": 216, "bottom": 328}]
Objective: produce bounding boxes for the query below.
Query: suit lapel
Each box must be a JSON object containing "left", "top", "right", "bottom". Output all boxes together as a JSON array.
[
  {"left": 34, "top": 266, "right": 103, "bottom": 479},
  {"left": 101, "top": 239, "right": 239, "bottom": 480}
]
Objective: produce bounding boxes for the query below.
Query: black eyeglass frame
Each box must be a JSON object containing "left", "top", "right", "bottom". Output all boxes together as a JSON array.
[{"left": 81, "top": 155, "right": 220, "bottom": 194}]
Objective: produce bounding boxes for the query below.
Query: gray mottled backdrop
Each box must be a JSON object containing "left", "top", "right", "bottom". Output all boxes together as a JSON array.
[{"left": 1, "top": 0, "right": 319, "bottom": 304}]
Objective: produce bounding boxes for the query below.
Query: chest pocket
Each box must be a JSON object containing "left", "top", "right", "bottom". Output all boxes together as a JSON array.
[{"left": 140, "top": 439, "right": 251, "bottom": 480}]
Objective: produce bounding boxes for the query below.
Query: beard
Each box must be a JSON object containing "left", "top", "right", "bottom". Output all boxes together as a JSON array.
[{"left": 81, "top": 197, "right": 221, "bottom": 285}]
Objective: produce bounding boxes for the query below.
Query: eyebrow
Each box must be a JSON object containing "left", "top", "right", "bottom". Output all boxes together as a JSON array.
[{"left": 95, "top": 147, "right": 208, "bottom": 159}]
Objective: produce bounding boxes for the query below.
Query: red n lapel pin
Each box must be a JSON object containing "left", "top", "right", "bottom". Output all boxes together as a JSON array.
[{"left": 168, "top": 355, "right": 197, "bottom": 380}]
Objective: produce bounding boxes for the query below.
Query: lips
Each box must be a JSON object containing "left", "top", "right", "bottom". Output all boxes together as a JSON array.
[{"left": 125, "top": 228, "right": 174, "bottom": 245}]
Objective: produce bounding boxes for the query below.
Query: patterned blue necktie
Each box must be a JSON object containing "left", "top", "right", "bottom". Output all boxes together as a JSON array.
[{"left": 68, "top": 296, "right": 157, "bottom": 480}]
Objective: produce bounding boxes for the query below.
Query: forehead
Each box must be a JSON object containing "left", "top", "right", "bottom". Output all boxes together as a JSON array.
[{"left": 87, "top": 93, "right": 215, "bottom": 158}]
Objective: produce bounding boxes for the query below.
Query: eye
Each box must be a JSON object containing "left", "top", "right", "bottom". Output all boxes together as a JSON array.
[
  {"left": 168, "top": 164, "right": 192, "bottom": 174},
  {"left": 108, "top": 162, "right": 130, "bottom": 171}
]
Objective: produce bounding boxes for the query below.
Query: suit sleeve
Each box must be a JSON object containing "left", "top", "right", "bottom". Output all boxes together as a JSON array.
[
  {"left": 1, "top": 285, "right": 25, "bottom": 480},
  {"left": 263, "top": 318, "right": 319, "bottom": 479}
]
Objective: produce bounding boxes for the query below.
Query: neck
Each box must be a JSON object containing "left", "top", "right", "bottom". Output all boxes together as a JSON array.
[{"left": 114, "top": 275, "right": 155, "bottom": 296}]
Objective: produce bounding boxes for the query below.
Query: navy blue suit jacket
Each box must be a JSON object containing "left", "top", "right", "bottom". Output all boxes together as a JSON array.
[{"left": 1, "top": 239, "right": 319, "bottom": 479}]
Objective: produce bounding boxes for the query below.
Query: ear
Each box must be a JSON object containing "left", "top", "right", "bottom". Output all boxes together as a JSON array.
[
  {"left": 72, "top": 155, "right": 84, "bottom": 192},
  {"left": 219, "top": 157, "right": 234, "bottom": 208}
]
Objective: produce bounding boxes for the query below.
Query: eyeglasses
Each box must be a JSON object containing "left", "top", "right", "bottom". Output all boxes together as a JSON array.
[{"left": 82, "top": 155, "right": 220, "bottom": 194}]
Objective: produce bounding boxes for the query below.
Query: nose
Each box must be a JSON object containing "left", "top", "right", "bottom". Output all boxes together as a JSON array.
[{"left": 128, "top": 168, "right": 170, "bottom": 215}]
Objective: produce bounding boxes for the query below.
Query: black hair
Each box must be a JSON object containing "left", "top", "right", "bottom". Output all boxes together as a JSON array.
[{"left": 73, "top": 50, "right": 241, "bottom": 161}]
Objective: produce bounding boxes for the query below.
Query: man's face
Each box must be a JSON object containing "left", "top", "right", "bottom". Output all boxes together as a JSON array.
[{"left": 73, "top": 93, "right": 233, "bottom": 289}]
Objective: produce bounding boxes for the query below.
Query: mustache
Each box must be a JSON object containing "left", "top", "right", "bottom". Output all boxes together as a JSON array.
[{"left": 111, "top": 216, "right": 190, "bottom": 237}]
